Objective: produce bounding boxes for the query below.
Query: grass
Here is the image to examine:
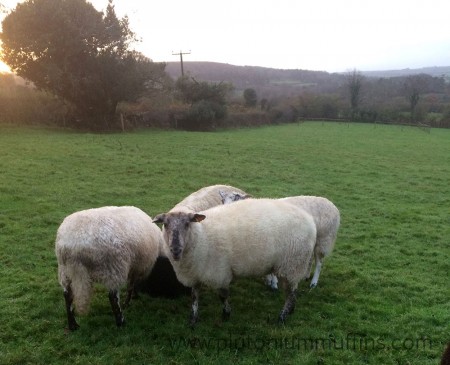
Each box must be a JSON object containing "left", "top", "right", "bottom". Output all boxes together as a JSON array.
[{"left": 0, "top": 122, "right": 449, "bottom": 365}]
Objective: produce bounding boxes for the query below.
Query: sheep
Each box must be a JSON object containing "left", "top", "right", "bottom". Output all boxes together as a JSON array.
[
  {"left": 171, "top": 184, "right": 250, "bottom": 213},
  {"left": 55, "top": 206, "right": 162, "bottom": 330},
  {"left": 153, "top": 198, "right": 316, "bottom": 326},
  {"left": 141, "top": 184, "right": 250, "bottom": 298},
  {"left": 220, "top": 191, "right": 340, "bottom": 289},
  {"left": 219, "top": 190, "right": 279, "bottom": 289}
]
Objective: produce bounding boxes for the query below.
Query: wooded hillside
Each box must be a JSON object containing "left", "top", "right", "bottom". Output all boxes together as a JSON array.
[{"left": 165, "top": 62, "right": 450, "bottom": 102}]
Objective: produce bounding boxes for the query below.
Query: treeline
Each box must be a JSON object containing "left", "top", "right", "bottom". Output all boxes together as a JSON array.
[
  {"left": 166, "top": 62, "right": 450, "bottom": 129},
  {"left": 2, "top": 68, "right": 450, "bottom": 130},
  {"left": 262, "top": 72, "right": 450, "bottom": 128}
]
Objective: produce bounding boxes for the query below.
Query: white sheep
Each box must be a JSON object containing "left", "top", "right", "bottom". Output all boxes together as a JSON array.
[
  {"left": 171, "top": 184, "right": 250, "bottom": 213},
  {"left": 153, "top": 198, "right": 316, "bottom": 325},
  {"left": 55, "top": 206, "right": 162, "bottom": 330},
  {"left": 219, "top": 190, "right": 279, "bottom": 289},
  {"left": 220, "top": 192, "right": 340, "bottom": 289},
  {"left": 142, "top": 184, "right": 250, "bottom": 297}
]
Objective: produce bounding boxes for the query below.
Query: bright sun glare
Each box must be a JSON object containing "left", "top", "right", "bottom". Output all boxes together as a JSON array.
[{"left": 0, "top": 60, "right": 11, "bottom": 73}]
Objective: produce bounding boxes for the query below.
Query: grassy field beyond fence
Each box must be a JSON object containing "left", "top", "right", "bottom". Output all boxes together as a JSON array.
[{"left": 0, "top": 122, "right": 449, "bottom": 365}]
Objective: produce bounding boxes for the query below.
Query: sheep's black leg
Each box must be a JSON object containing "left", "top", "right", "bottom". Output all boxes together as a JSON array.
[
  {"left": 219, "top": 288, "right": 231, "bottom": 321},
  {"left": 64, "top": 286, "right": 79, "bottom": 331},
  {"left": 124, "top": 273, "right": 140, "bottom": 308},
  {"left": 278, "top": 288, "right": 297, "bottom": 324},
  {"left": 108, "top": 289, "right": 125, "bottom": 327},
  {"left": 124, "top": 286, "right": 133, "bottom": 309},
  {"left": 189, "top": 286, "right": 200, "bottom": 327},
  {"left": 124, "top": 282, "right": 138, "bottom": 309}
]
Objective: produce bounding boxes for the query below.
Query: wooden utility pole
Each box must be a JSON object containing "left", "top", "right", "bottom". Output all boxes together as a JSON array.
[{"left": 172, "top": 50, "right": 191, "bottom": 76}]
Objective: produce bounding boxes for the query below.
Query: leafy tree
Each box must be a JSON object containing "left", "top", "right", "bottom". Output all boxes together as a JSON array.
[
  {"left": 0, "top": 0, "right": 167, "bottom": 129},
  {"left": 243, "top": 88, "right": 257, "bottom": 107},
  {"left": 175, "top": 76, "right": 231, "bottom": 105},
  {"left": 175, "top": 76, "right": 232, "bottom": 130}
]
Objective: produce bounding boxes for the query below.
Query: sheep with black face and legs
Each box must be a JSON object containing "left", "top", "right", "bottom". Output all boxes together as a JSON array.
[
  {"left": 220, "top": 191, "right": 340, "bottom": 289},
  {"left": 171, "top": 184, "right": 250, "bottom": 213},
  {"left": 153, "top": 198, "right": 316, "bottom": 326},
  {"left": 55, "top": 206, "right": 162, "bottom": 330}
]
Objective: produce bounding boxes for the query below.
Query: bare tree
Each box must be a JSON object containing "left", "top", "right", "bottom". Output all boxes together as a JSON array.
[
  {"left": 346, "top": 69, "right": 364, "bottom": 120},
  {"left": 404, "top": 75, "right": 427, "bottom": 124}
]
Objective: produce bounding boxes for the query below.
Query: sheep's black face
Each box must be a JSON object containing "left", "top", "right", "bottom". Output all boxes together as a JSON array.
[
  {"left": 153, "top": 212, "right": 205, "bottom": 261},
  {"left": 220, "top": 191, "right": 249, "bottom": 205},
  {"left": 168, "top": 223, "right": 185, "bottom": 261}
]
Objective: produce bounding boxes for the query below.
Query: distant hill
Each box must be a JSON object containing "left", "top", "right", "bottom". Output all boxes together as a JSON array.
[
  {"left": 360, "top": 66, "right": 450, "bottom": 78},
  {"left": 165, "top": 61, "right": 340, "bottom": 86},
  {"left": 164, "top": 61, "right": 450, "bottom": 99},
  {"left": 165, "top": 61, "right": 346, "bottom": 98}
]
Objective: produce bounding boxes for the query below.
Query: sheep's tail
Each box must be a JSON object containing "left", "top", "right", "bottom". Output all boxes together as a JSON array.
[{"left": 65, "top": 264, "right": 93, "bottom": 315}]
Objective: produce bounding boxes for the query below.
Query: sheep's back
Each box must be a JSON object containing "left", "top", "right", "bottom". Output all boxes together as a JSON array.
[
  {"left": 56, "top": 206, "right": 160, "bottom": 287},
  {"left": 194, "top": 199, "right": 316, "bottom": 279},
  {"left": 281, "top": 196, "right": 340, "bottom": 235},
  {"left": 171, "top": 184, "right": 248, "bottom": 212}
]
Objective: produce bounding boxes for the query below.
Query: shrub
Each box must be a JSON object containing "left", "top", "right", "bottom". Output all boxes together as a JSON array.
[
  {"left": 0, "top": 82, "right": 67, "bottom": 126},
  {"left": 179, "top": 100, "right": 227, "bottom": 131}
]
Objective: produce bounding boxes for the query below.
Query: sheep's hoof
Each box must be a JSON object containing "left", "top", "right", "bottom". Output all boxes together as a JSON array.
[
  {"left": 309, "top": 282, "right": 318, "bottom": 289},
  {"left": 277, "top": 314, "right": 287, "bottom": 325},
  {"left": 189, "top": 315, "right": 199, "bottom": 328},
  {"left": 68, "top": 322, "right": 80, "bottom": 331},
  {"left": 278, "top": 307, "right": 294, "bottom": 324},
  {"left": 116, "top": 317, "right": 126, "bottom": 327},
  {"left": 222, "top": 309, "right": 231, "bottom": 321}
]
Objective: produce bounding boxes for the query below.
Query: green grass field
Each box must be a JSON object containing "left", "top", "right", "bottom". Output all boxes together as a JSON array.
[{"left": 0, "top": 122, "right": 449, "bottom": 365}]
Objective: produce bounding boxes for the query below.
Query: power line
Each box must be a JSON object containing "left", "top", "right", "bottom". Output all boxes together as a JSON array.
[{"left": 172, "top": 50, "right": 191, "bottom": 77}]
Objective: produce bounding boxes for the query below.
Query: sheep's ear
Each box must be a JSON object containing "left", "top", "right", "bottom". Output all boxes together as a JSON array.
[
  {"left": 191, "top": 214, "right": 206, "bottom": 222},
  {"left": 233, "top": 192, "right": 251, "bottom": 201},
  {"left": 153, "top": 214, "right": 165, "bottom": 224},
  {"left": 219, "top": 190, "right": 226, "bottom": 199}
]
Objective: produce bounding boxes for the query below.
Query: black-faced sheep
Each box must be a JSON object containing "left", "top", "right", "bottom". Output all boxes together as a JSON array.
[
  {"left": 220, "top": 192, "right": 340, "bottom": 289},
  {"left": 55, "top": 206, "right": 162, "bottom": 330},
  {"left": 141, "top": 184, "right": 250, "bottom": 298},
  {"left": 153, "top": 198, "right": 316, "bottom": 326},
  {"left": 171, "top": 184, "right": 250, "bottom": 213}
]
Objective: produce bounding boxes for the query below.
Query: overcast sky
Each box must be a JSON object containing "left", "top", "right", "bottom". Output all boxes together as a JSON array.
[{"left": 2, "top": 0, "right": 450, "bottom": 72}]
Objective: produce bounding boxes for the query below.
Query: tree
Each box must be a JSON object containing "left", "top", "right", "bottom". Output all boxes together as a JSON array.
[
  {"left": 404, "top": 74, "right": 428, "bottom": 123},
  {"left": 175, "top": 76, "right": 232, "bottom": 130},
  {"left": 260, "top": 98, "right": 268, "bottom": 111},
  {"left": 243, "top": 88, "right": 257, "bottom": 107},
  {"left": 0, "top": 0, "right": 167, "bottom": 129},
  {"left": 346, "top": 69, "right": 364, "bottom": 120},
  {"left": 175, "top": 76, "right": 231, "bottom": 105}
]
